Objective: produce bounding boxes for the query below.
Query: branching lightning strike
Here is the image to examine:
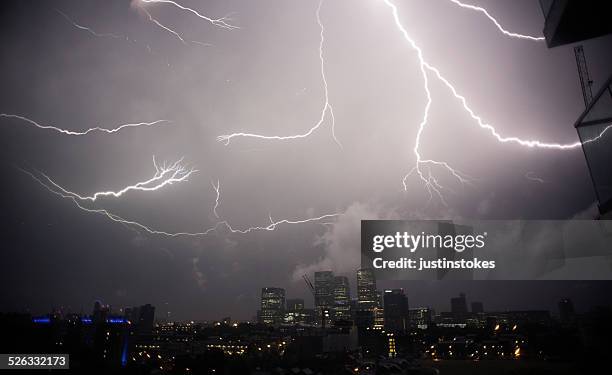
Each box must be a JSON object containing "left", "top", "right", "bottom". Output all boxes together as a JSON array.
[
  {"left": 0, "top": 114, "right": 169, "bottom": 136},
  {"left": 140, "top": 0, "right": 238, "bottom": 30},
  {"left": 381, "top": 0, "right": 611, "bottom": 204},
  {"left": 142, "top": 7, "right": 189, "bottom": 44},
  {"left": 217, "top": 0, "right": 341, "bottom": 148},
  {"left": 15, "top": 1, "right": 612, "bottom": 238},
  {"left": 21, "top": 169, "right": 339, "bottom": 238},
  {"left": 137, "top": 0, "right": 237, "bottom": 44},
  {"left": 57, "top": 9, "right": 126, "bottom": 39},
  {"left": 136, "top": 0, "right": 239, "bottom": 47},
  {"left": 446, "top": 0, "right": 545, "bottom": 41},
  {"left": 381, "top": 0, "right": 471, "bottom": 204},
  {"left": 39, "top": 156, "right": 196, "bottom": 202}
]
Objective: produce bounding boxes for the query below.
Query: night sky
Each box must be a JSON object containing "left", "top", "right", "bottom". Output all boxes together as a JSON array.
[{"left": 1, "top": 0, "right": 611, "bottom": 321}]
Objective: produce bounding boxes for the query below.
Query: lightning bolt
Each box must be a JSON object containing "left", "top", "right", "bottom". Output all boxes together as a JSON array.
[
  {"left": 191, "top": 41, "right": 214, "bottom": 47},
  {"left": 37, "top": 156, "right": 196, "bottom": 202},
  {"left": 57, "top": 9, "right": 127, "bottom": 39},
  {"left": 211, "top": 179, "right": 220, "bottom": 218},
  {"left": 582, "top": 123, "right": 612, "bottom": 145},
  {"left": 445, "top": 0, "right": 545, "bottom": 41},
  {"left": 217, "top": 0, "right": 342, "bottom": 148},
  {"left": 22, "top": 169, "right": 339, "bottom": 238},
  {"left": 380, "top": 0, "right": 471, "bottom": 204},
  {"left": 138, "top": 0, "right": 238, "bottom": 44},
  {"left": 0, "top": 114, "right": 169, "bottom": 136},
  {"left": 141, "top": 7, "right": 189, "bottom": 44},
  {"left": 525, "top": 172, "right": 545, "bottom": 184},
  {"left": 381, "top": 0, "right": 612, "bottom": 204}
]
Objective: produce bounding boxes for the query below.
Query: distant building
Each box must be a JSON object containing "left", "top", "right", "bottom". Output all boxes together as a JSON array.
[
  {"left": 286, "top": 299, "right": 304, "bottom": 311},
  {"left": 125, "top": 304, "right": 155, "bottom": 335},
  {"left": 451, "top": 293, "right": 468, "bottom": 320},
  {"left": 260, "top": 287, "right": 285, "bottom": 325},
  {"left": 314, "top": 271, "right": 335, "bottom": 326},
  {"left": 383, "top": 289, "right": 409, "bottom": 333},
  {"left": 471, "top": 301, "right": 484, "bottom": 314},
  {"left": 355, "top": 269, "right": 383, "bottom": 330},
  {"left": 333, "top": 276, "right": 351, "bottom": 322},
  {"left": 485, "top": 310, "right": 553, "bottom": 326},
  {"left": 284, "top": 308, "right": 315, "bottom": 325},
  {"left": 285, "top": 298, "right": 314, "bottom": 325},
  {"left": 356, "top": 269, "right": 379, "bottom": 311},
  {"left": 409, "top": 307, "right": 433, "bottom": 329}
]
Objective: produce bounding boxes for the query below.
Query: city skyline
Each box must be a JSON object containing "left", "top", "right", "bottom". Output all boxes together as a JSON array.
[{"left": 8, "top": 269, "right": 611, "bottom": 322}]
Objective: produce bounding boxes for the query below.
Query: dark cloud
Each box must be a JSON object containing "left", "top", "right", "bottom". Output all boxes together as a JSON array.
[{"left": 1, "top": 0, "right": 611, "bottom": 320}]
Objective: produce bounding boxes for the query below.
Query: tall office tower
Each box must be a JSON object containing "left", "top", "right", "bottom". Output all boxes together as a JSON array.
[
  {"left": 471, "top": 301, "right": 484, "bottom": 314},
  {"left": 260, "top": 287, "right": 286, "bottom": 325},
  {"left": 315, "top": 271, "right": 335, "bottom": 325},
  {"left": 558, "top": 298, "right": 575, "bottom": 323},
  {"left": 357, "top": 268, "right": 379, "bottom": 311},
  {"left": 383, "top": 289, "right": 409, "bottom": 332},
  {"left": 333, "top": 276, "right": 351, "bottom": 321},
  {"left": 451, "top": 293, "right": 468, "bottom": 320}
]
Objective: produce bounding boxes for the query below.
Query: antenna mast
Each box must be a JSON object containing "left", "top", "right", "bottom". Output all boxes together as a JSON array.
[{"left": 574, "top": 45, "right": 594, "bottom": 107}]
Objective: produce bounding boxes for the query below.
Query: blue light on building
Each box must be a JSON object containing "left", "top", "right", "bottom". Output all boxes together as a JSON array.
[{"left": 107, "top": 318, "right": 127, "bottom": 324}]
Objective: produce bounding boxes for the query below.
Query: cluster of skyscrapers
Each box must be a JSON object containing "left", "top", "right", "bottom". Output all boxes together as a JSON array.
[{"left": 258, "top": 268, "right": 413, "bottom": 333}]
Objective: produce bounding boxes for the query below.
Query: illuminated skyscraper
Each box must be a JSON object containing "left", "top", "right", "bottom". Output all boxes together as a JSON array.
[
  {"left": 260, "top": 287, "right": 285, "bottom": 325},
  {"left": 356, "top": 268, "right": 379, "bottom": 311},
  {"left": 333, "top": 276, "right": 351, "bottom": 321},
  {"left": 315, "top": 271, "right": 335, "bottom": 325}
]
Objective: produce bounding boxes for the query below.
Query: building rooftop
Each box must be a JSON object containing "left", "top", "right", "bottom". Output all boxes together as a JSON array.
[{"left": 541, "top": 0, "right": 612, "bottom": 47}]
